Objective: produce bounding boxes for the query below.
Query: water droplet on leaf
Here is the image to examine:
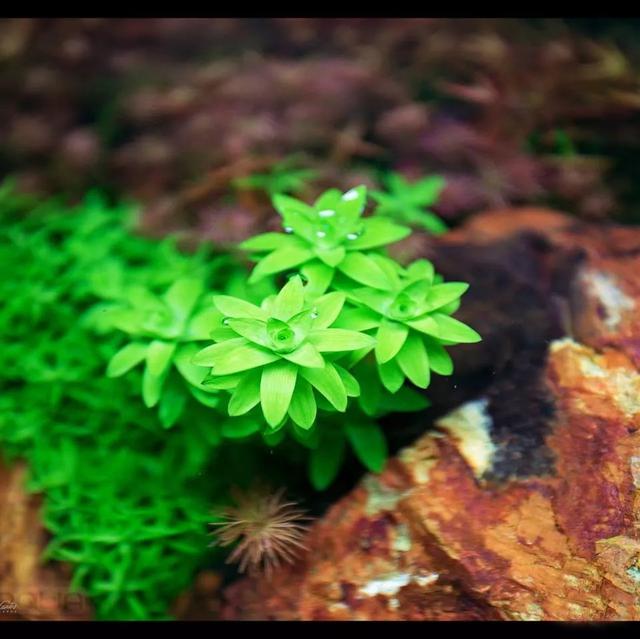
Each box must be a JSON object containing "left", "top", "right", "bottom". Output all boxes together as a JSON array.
[
  {"left": 346, "top": 232, "right": 360, "bottom": 240},
  {"left": 284, "top": 226, "right": 294, "bottom": 234},
  {"left": 342, "top": 189, "right": 359, "bottom": 201},
  {"left": 316, "top": 230, "right": 327, "bottom": 238},
  {"left": 318, "top": 209, "right": 335, "bottom": 218}
]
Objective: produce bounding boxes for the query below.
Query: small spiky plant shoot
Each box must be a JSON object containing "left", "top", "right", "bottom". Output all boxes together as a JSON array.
[{"left": 210, "top": 486, "right": 311, "bottom": 577}]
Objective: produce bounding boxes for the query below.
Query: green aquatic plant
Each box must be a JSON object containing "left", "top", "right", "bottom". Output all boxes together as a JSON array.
[
  {"left": 233, "top": 156, "right": 318, "bottom": 196},
  {"left": 183, "top": 183, "right": 478, "bottom": 487},
  {"left": 194, "top": 275, "right": 373, "bottom": 428},
  {"left": 0, "top": 176, "right": 480, "bottom": 617},
  {"left": 371, "top": 172, "right": 448, "bottom": 234},
  {"left": 38, "top": 444, "right": 214, "bottom": 620},
  {"left": 335, "top": 257, "right": 480, "bottom": 391},
  {"left": 240, "top": 185, "right": 411, "bottom": 289},
  {"left": 193, "top": 184, "right": 476, "bottom": 425},
  {"left": 0, "top": 183, "right": 248, "bottom": 619},
  {"left": 98, "top": 277, "right": 222, "bottom": 422}
]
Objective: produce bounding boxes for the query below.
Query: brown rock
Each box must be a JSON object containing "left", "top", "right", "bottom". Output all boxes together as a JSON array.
[{"left": 222, "top": 208, "right": 640, "bottom": 620}]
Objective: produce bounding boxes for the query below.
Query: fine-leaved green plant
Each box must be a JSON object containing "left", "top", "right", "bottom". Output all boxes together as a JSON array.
[{"left": 0, "top": 182, "right": 278, "bottom": 619}]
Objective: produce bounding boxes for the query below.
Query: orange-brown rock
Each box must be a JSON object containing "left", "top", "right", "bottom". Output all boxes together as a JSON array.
[
  {"left": 222, "top": 208, "right": 640, "bottom": 620},
  {"left": 0, "top": 462, "right": 91, "bottom": 621}
]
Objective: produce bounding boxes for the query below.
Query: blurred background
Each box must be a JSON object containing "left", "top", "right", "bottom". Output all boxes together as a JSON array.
[
  {"left": 2, "top": 17, "right": 640, "bottom": 244},
  {"left": 3, "top": 18, "right": 640, "bottom": 621}
]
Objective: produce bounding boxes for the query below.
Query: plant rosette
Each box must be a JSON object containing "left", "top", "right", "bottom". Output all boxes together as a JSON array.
[
  {"left": 192, "top": 275, "right": 375, "bottom": 430},
  {"left": 240, "top": 185, "right": 411, "bottom": 293},
  {"left": 334, "top": 257, "right": 481, "bottom": 393},
  {"left": 371, "top": 172, "right": 448, "bottom": 234},
  {"left": 102, "top": 277, "right": 223, "bottom": 424}
]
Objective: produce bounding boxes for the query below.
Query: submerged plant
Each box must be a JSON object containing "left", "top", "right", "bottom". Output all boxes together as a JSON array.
[
  {"left": 97, "top": 276, "right": 222, "bottom": 423},
  {"left": 193, "top": 275, "right": 373, "bottom": 428},
  {"left": 90, "top": 181, "right": 479, "bottom": 490},
  {"left": 210, "top": 486, "right": 310, "bottom": 576},
  {"left": 0, "top": 177, "right": 479, "bottom": 619},
  {"left": 240, "top": 185, "right": 411, "bottom": 289},
  {"left": 233, "top": 157, "right": 318, "bottom": 196},
  {"left": 371, "top": 172, "right": 448, "bottom": 234},
  {"left": 335, "top": 257, "right": 479, "bottom": 391},
  {"left": 0, "top": 184, "right": 234, "bottom": 620}
]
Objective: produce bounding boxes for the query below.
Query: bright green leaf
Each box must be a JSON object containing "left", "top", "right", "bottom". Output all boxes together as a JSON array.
[
  {"left": 424, "top": 283, "right": 469, "bottom": 312},
  {"left": 333, "top": 306, "right": 380, "bottom": 331},
  {"left": 106, "top": 342, "right": 148, "bottom": 378},
  {"left": 173, "top": 344, "right": 209, "bottom": 387},
  {"left": 300, "top": 261, "right": 334, "bottom": 296},
  {"left": 431, "top": 314, "right": 481, "bottom": 343},
  {"left": 191, "top": 337, "right": 246, "bottom": 367},
  {"left": 345, "top": 287, "right": 390, "bottom": 315},
  {"left": 343, "top": 343, "right": 375, "bottom": 369},
  {"left": 348, "top": 218, "right": 411, "bottom": 251},
  {"left": 377, "top": 358, "right": 405, "bottom": 393},
  {"left": 142, "top": 367, "right": 165, "bottom": 408},
  {"left": 282, "top": 342, "right": 324, "bottom": 368},
  {"left": 272, "top": 275, "right": 305, "bottom": 321},
  {"left": 228, "top": 371, "right": 262, "bottom": 416},
  {"left": 163, "top": 278, "right": 204, "bottom": 321},
  {"left": 311, "top": 291, "right": 345, "bottom": 329},
  {"left": 315, "top": 246, "right": 346, "bottom": 267},
  {"left": 288, "top": 378, "right": 317, "bottom": 429},
  {"left": 240, "top": 232, "right": 295, "bottom": 252},
  {"left": 337, "top": 252, "right": 393, "bottom": 290},
  {"left": 375, "top": 320, "right": 409, "bottom": 364},
  {"left": 226, "top": 318, "right": 269, "bottom": 347},
  {"left": 300, "top": 362, "right": 348, "bottom": 412},
  {"left": 146, "top": 340, "right": 177, "bottom": 378},
  {"left": 206, "top": 342, "right": 280, "bottom": 376},
  {"left": 407, "top": 315, "right": 440, "bottom": 337},
  {"left": 396, "top": 333, "right": 431, "bottom": 388},
  {"left": 424, "top": 339, "right": 454, "bottom": 375},
  {"left": 438, "top": 298, "right": 461, "bottom": 316},
  {"left": 413, "top": 176, "right": 445, "bottom": 204},
  {"left": 185, "top": 307, "right": 223, "bottom": 340},
  {"left": 212, "top": 296, "right": 267, "bottom": 321},
  {"left": 333, "top": 364, "right": 360, "bottom": 397},
  {"left": 200, "top": 373, "right": 242, "bottom": 390},
  {"left": 249, "top": 247, "right": 313, "bottom": 283},
  {"left": 260, "top": 361, "right": 298, "bottom": 427},
  {"left": 309, "top": 328, "right": 375, "bottom": 353},
  {"left": 158, "top": 382, "right": 187, "bottom": 428},
  {"left": 272, "top": 193, "right": 314, "bottom": 218}
]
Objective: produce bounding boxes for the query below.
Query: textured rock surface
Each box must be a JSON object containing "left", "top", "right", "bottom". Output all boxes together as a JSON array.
[
  {"left": 222, "top": 208, "right": 640, "bottom": 620},
  {"left": 0, "top": 462, "right": 91, "bottom": 621}
]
